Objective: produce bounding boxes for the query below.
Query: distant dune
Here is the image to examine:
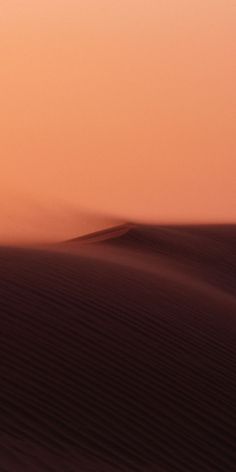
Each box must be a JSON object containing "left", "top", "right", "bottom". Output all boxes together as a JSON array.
[{"left": 0, "top": 224, "right": 236, "bottom": 471}]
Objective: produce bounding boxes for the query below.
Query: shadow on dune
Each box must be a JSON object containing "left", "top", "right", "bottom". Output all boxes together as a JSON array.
[{"left": 0, "top": 224, "right": 236, "bottom": 471}]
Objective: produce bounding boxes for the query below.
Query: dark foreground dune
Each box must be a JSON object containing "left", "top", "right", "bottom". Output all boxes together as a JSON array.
[{"left": 0, "top": 224, "right": 236, "bottom": 471}]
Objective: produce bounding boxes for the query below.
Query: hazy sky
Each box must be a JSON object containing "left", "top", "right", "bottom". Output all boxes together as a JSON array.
[{"left": 1, "top": 0, "right": 236, "bottom": 243}]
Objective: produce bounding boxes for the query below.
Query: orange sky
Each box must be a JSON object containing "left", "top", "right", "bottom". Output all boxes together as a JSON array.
[{"left": 1, "top": 0, "right": 236, "bottom": 243}]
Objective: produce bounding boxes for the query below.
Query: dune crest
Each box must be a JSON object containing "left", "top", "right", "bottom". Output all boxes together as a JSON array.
[{"left": 64, "top": 223, "right": 133, "bottom": 244}]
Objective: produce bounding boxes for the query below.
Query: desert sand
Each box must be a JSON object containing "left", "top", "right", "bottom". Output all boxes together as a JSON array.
[{"left": 0, "top": 224, "right": 236, "bottom": 471}]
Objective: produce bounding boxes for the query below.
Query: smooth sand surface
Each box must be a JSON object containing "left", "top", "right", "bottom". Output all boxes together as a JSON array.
[{"left": 0, "top": 224, "right": 236, "bottom": 471}]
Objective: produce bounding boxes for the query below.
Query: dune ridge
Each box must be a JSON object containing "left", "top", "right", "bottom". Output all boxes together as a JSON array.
[
  {"left": 64, "top": 223, "right": 133, "bottom": 244},
  {"left": 0, "top": 224, "right": 236, "bottom": 471}
]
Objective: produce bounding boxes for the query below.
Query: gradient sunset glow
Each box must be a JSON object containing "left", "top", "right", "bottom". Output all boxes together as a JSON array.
[{"left": 1, "top": 0, "right": 235, "bottom": 243}]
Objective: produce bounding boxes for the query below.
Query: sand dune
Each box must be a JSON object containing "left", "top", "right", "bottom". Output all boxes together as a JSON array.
[{"left": 0, "top": 224, "right": 236, "bottom": 471}]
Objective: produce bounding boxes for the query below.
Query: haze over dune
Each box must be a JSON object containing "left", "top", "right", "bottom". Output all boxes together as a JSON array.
[
  {"left": 1, "top": 0, "right": 236, "bottom": 244},
  {"left": 0, "top": 196, "right": 123, "bottom": 245}
]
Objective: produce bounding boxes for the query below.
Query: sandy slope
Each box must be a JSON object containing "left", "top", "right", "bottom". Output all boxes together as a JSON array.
[{"left": 0, "top": 224, "right": 236, "bottom": 471}]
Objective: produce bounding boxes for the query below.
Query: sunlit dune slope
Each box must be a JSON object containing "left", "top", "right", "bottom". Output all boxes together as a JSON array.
[{"left": 64, "top": 223, "right": 133, "bottom": 244}]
